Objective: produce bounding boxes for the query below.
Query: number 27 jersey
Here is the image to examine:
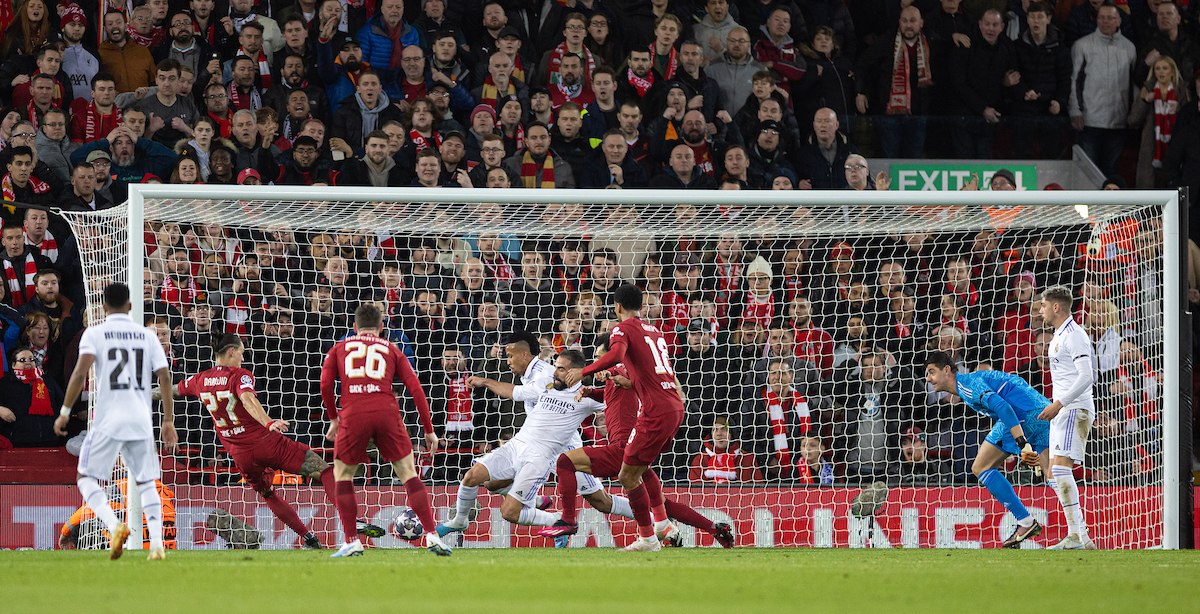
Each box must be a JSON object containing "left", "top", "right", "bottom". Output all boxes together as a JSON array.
[
  {"left": 177, "top": 366, "right": 266, "bottom": 448},
  {"left": 610, "top": 317, "right": 684, "bottom": 418}
]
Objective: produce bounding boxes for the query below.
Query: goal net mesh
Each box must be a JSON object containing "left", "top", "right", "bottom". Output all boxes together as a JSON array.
[{"left": 59, "top": 195, "right": 1167, "bottom": 550}]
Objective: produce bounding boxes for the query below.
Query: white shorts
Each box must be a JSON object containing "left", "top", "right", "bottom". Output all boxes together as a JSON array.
[
  {"left": 476, "top": 439, "right": 601, "bottom": 506},
  {"left": 1049, "top": 404, "right": 1093, "bottom": 464},
  {"left": 77, "top": 431, "right": 161, "bottom": 484}
]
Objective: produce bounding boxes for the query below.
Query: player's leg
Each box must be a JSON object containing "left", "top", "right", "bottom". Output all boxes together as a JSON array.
[
  {"left": 75, "top": 431, "right": 126, "bottom": 557},
  {"left": 255, "top": 440, "right": 325, "bottom": 548},
  {"left": 640, "top": 469, "right": 676, "bottom": 537},
  {"left": 437, "top": 460, "right": 493, "bottom": 535},
  {"left": 618, "top": 462, "right": 659, "bottom": 544},
  {"left": 555, "top": 448, "right": 591, "bottom": 525},
  {"left": 390, "top": 453, "right": 451, "bottom": 556},
  {"left": 331, "top": 459, "right": 363, "bottom": 548},
  {"left": 502, "top": 459, "right": 558, "bottom": 526},
  {"left": 122, "top": 439, "right": 166, "bottom": 560},
  {"left": 1048, "top": 407, "right": 1095, "bottom": 549},
  {"left": 620, "top": 410, "right": 685, "bottom": 550},
  {"left": 972, "top": 437, "right": 1039, "bottom": 548},
  {"left": 294, "top": 448, "right": 338, "bottom": 508}
]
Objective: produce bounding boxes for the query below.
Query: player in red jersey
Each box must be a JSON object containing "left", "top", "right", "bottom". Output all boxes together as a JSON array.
[
  {"left": 177, "top": 334, "right": 337, "bottom": 549},
  {"left": 562, "top": 284, "right": 689, "bottom": 552},
  {"left": 320, "top": 304, "right": 451, "bottom": 557},
  {"left": 541, "top": 334, "right": 735, "bottom": 548}
]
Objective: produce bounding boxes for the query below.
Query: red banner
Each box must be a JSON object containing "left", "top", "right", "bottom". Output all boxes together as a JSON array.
[{"left": 1, "top": 485, "right": 1186, "bottom": 550}]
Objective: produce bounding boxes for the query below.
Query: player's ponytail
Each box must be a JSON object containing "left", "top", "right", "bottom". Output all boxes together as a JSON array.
[{"left": 215, "top": 333, "right": 243, "bottom": 357}]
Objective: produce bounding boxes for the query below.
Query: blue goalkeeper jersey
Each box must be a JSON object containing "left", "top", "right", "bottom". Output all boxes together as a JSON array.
[{"left": 954, "top": 370, "right": 1051, "bottom": 434}]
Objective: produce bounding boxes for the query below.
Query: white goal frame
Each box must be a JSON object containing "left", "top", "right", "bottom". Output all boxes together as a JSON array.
[{"left": 123, "top": 185, "right": 1188, "bottom": 550}]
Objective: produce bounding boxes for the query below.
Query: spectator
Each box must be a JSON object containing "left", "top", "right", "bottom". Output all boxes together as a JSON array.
[
  {"left": 689, "top": 415, "right": 764, "bottom": 483},
  {"left": 19, "top": 309, "right": 63, "bottom": 385},
  {"left": 359, "top": 0, "right": 425, "bottom": 71},
  {"left": 226, "top": 55, "right": 262, "bottom": 112},
  {"left": 501, "top": 122, "right": 575, "bottom": 188},
  {"left": 318, "top": 30, "right": 385, "bottom": 115},
  {"left": 843, "top": 153, "right": 880, "bottom": 191},
  {"left": 411, "top": 147, "right": 446, "bottom": 187},
  {"left": 548, "top": 53, "right": 594, "bottom": 111},
  {"left": 1128, "top": 56, "right": 1187, "bottom": 189},
  {"left": 2, "top": 0, "right": 50, "bottom": 58},
  {"left": 694, "top": 0, "right": 741, "bottom": 65},
  {"left": 141, "top": 60, "right": 200, "bottom": 146},
  {"left": 615, "top": 48, "right": 662, "bottom": 116},
  {"left": 1, "top": 220, "right": 49, "bottom": 308},
  {"left": 949, "top": 9, "right": 1018, "bottom": 159},
  {"left": 584, "top": 13, "right": 623, "bottom": 70},
  {"left": 649, "top": 143, "right": 718, "bottom": 188},
  {"left": 10, "top": 45, "right": 72, "bottom": 109},
  {"left": 471, "top": 51, "right": 529, "bottom": 114},
  {"left": 331, "top": 70, "right": 404, "bottom": 151},
  {"left": 855, "top": 6, "right": 934, "bottom": 158},
  {"left": 1068, "top": 2, "right": 1136, "bottom": 176},
  {"left": 797, "top": 435, "right": 837, "bottom": 484},
  {"left": 793, "top": 27, "right": 857, "bottom": 121},
  {"left": 742, "top": 357, "right": 813, "bottom": 480},
  {"left": 791, "top": 296, "right": 835, "bottom": 377},
  {"left": 835, "top": 351, "right": 915, "bottom": 482},
  {"left": 706, "top": 27, "right": 767, "bottom": 116},
  {"left": 428, "top": 31, "right": 473, "bottom": 109},
  {"left": 1011, "top": 1, "right": 1071, "bottom": 159},
  {"left": 35, "top": 109, "right": 76, "bottom": 183},
  {"left": 17, "top": 269, "right": 82, "bottom": 347},
  {"left": 2, "top": 147, "right": 54, "bottom": 207},
  {"left": 582, "top": 129, "right": 649, "bottom": 188},
  {"left": 1064, "top": 0, "right": 1132, "bottom": 45},
  {"left": 69, "top": 74, "right": 122, "bottom": 144},
  {"left": 896, "top": 426, "right": 951, "bottom": 481},
  {"left": 505, "top": 250, "right": 562, "bottom": 335},
  {"left": 793, "top": 108, "right": 858, "bottom": 189},
  {"left": 70, "top": 124, "right": 178, "bottom": 188},
  {"left": 20, "top": 74, "right": 57, "bottom": 128},
  {"left": 338, "top": 130, "right": 408, "bottom": 186},
  {"left": 263, "top": 53, "right": 330, "bottom": 129},
  {"left": 753, "top": 8, "right": 806, "bottom": 103},
  {"left": 437, "top": 132, "right": 473, "bottom": 185},
  {"left": 1133, "top": 2, "right": 1198, "bottom": 92},
  {"left": 99, "top": 11, "right": 157, "bottom": 93},
  {"left": 0, "top": 346, "right": 65, "bottom": 447},
  {"left": 549, "top": 102, "right": 589, "bottom": 184},
  {"left": 57, "top": 162, "right": 113, "bottom": 211},
  {"left": 395, "top": 44, "right": 430, "bottom": 108},
  {"left": 540, "top": 13, "right": 596, "bottom": 89}
]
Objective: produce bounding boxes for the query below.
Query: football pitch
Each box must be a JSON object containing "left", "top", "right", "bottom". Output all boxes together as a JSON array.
[{"left": 3, "top": 548, "right": 1197, "bottom": 613}]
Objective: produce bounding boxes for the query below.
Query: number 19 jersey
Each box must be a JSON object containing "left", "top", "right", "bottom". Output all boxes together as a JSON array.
[
  {"left": 78, "top": 313, "right": 170, "bottom": 441},
  {"left": 608, "top": 317, "right": 684, "bottom": 418}
]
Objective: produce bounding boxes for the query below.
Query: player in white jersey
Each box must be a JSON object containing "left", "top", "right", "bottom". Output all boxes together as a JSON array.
[
  {"left": 1037, "top": 285, "right": 1098, "bottom": 550},
  {"left": 52, "top": 283, "right": 177, "bottom": 561},
  {"left": 436, "top": 332, "right": 634, "bottom": 536}
]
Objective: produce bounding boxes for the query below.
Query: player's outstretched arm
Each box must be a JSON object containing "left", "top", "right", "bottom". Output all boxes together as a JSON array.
[
  {"left": 240, "top": 391, "right": 287, "bottom": 432},
  {"left": 466, "top": 375, "right": 517, "bottom": 400},
  {"left": 55, "top": 353, "right": 96, "bottom": 436},
  {"left": 395, "top": 353, "right": 437, "bottom": 441},
  {"left": 156, "top": 367, "right": 178, "bottom": 454},
  {"left": 567, "top": 338, "right": 628, "bottom": 386},
  {"left": 319, "top": 351, "right": 340, "bottom": 421}
]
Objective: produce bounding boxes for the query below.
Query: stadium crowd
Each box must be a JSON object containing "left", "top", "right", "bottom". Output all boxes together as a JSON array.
[{"left": 0, "top": 0, "right": 1187, "bottom": 487}]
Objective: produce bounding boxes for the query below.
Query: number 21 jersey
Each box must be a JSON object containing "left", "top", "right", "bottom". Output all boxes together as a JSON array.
[
  {"left": 77, "top": 313, "right": 170, "bottom": 441},
  {"left": 609, "top": 317, "right": 684, "bottom": 418}
]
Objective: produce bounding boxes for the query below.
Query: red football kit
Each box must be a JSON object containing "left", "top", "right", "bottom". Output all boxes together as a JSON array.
[
  {"left": 580, "top": 364, "right": 639, "bottom": 476},
  {"left": 320, "top": 333, "right": 434, "bottom": 465},
  {"left": 582, "top": 317, "right": 684, "bottom": 466},
  {"left": 177, "top": 366, "right": 308, "bottom": 491}
]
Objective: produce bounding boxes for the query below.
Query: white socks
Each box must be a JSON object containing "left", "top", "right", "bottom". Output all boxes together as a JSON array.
[
  {"left": 610, "top": 495, "right": 634, "bottom": 519},
  {"left": 516, "top": 507, "right": 556, "bottom": 526},
  {"left": 1052, "top": 465, "right": 1088, "bottom": 538},
  {"left": 78, "top": 476, "right": 120, "bottom": 533},
  {"left": 138, "top": 481, "right": 164, "bottom": 550},
  {"left": 450, "top": 484, "right": 479, "bottom": 526}
]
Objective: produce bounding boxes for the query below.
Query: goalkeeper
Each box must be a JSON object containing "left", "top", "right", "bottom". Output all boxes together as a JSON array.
[
  {"left": 59, "top": 479, "right": 176, "bottom": 550},
  {"left": 924, "top": 352, "right": 1051, "bottom": 548}
]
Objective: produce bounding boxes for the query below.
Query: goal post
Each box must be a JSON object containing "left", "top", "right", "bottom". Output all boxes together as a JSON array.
[{"left": 59, "top": 185, "right": 1189, "bottom": 550}]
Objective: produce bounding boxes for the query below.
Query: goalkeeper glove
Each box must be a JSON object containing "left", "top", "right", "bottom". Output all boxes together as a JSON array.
[{"left": 1015, "top": 435, "right": 1029, "bottom": 450}]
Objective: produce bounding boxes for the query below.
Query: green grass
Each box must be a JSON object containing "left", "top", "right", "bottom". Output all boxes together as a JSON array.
[{"left": 3, "top": 548, "right": 1197, "bottom": 614}]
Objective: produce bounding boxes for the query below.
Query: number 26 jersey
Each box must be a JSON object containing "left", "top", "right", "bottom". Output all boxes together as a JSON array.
[{"left": 320, "top": 334, "right": 407, "bottom": 417}]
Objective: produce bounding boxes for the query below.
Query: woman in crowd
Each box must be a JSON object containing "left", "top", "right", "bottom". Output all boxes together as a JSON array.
[
  {"left": 1129, "top": 56, "right": 1188, "bottom": 189},
  {"left": 176, "top": 117, "right": 225, "bottom": 181},
  {"left": 3, "top": 0, "right": 50, "bottom": 59},
  {"left": 169, "top": 156, "right": 202, "bottom": 185}
]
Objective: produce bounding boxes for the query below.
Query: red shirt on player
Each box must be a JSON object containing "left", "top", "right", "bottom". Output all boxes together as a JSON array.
[
  {"left": 582, "top": 317, "right": 684, "bottom": 418},
  {"left": 583, "top": 364, "right": 639, "bottom": 446},
  {"left": 177, "top": 365, "right": 266, "bottom": 450},
  {"left": 319, "top": 333, "right": 435, "bottom": 433}
]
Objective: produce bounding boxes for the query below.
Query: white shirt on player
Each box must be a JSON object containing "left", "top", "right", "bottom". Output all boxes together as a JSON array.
[
  {"left": 77, "top": 312, "right": 170, "bottom": 441},
  {"left": 1048, "top": 316, "right": 1096, "bottom": 408},
  {"left": 509, "top": 357, "right": 603, "bottom": 456}
]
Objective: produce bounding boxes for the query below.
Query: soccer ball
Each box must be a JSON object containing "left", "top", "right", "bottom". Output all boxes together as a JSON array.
[{"left": 391, "top": 508, "right": 423, "bottom": 541}]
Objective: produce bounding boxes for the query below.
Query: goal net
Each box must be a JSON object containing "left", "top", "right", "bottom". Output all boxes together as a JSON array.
[{"left": 58, "top": 186, "right": 1184, "bottom": 550}]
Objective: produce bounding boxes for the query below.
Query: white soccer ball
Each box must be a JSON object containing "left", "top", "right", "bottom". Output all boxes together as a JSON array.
[{"left": 391, "top": 508, "right": 423, "bottom": 541}]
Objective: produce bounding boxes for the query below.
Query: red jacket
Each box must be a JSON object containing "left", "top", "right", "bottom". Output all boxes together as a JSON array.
[{"left": 689, "top": 440, "right": 763, "bottom": 484}]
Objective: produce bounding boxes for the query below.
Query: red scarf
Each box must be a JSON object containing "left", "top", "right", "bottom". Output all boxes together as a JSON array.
[
  {"left": 626, "top": 67, "right": 653, "bottom": 96},
  {"left": 208, "top": 110, "right": 232, "bottom": 137},
  {"left": 740, "top": 291, "right": 774, "bottom": 330},
  {"left": 506, "top": 122, "right": 525, "bottom": 151},
  {"left": 480, "top": 75, "right": 517, "bottom": 108},
  {"left": 239, "top": 47, "right": 273, "bottom": 90},
  {"left": 25, "top": 229, "right": 57, "bottom": 262},
  {"left": 22, "top": 70, "right": 64, "bottom": 108},
  {"left": 228, "top": 82, "right": 261, "bottom": 111},
  {"left": 714, "top": 255, "right": 741, "bottom": 322},
  {"left": 482, "top": 253, "right": 515, "bottom": 286},
  {"left": 511, "top": 54, "right": 526, "bottom": 83},
  {"left": 886, "top": 34, "right": 933, "bottom": 115},
  {"left": 25, "top": 100, "right": 44, "bottom": 130},
  {"left": 652, "top": 42, "right": 678, "bottom": 79},
  {"left": 385, "top": 286, "right": 403, "bottom": 317},
  {"left": 386, "top": 19, "right": 407, "bottom": 69},
  {"left": 2, "top": 252, "right": 37, "bottom": 307},
  {"left": 15, "top": 367, "right": 53, "bottom": 415},
  {"left": 547, "top": 42, "right": 596, "bottom": 87},
  {"left": 894, "top": 319, "right": 912, "bottom": 338},
  {"left": 1117, "top": 360, "right": 1159, "bottom": 427},
  {"left": 763, "top": 386, "right": 811, "bottom": 468},
  {"left": 445, "top": 374, "right": 473, "bottom": 431},
  {"left": 2, "top": 173, "right": 50, "bottom": 202},
  {"left": 946, "top": 281, "right": 978, "bottom": 306},
  {"left": 520, "top": 150, "right": 555, "bottom": 188},
  {"left": 75, "top": 100, "right": 122, "bottom": 142},
  {"left": 701, "top": 444, "right": 741, "bottom": 484},
  {"left": 160, "top": 275, "right": 199, "bottom": 310},
  {"left": 940, "top": 316, "right": 969, "bottom": 334},
  {"left": 409, "top": 129, "right": 442, "bottom": 151},
  {"left": 127, "top": 24, "right": 166, "bottom": 48},
  {"left": 224, "top": 291, "right": 264, "bottom": 334},
  {"left": 1153, "top": 82, "right": 1178, "bottom": 167},
  {"left": 783, "top": 275, "right": 805, "bottom": 303}
]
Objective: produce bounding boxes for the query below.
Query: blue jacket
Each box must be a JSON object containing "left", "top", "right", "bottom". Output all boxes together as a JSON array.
[
  {"left": 318, "top": 38, "right": 404, "bottom": 114},
  {"left": 954, "top": 370, "right": 1050, "bottom": 433},
  {"left": 70, "top": 137, "right": 177, "bottom": 186},
  {"left": 0, "top": 304, "right": 19, "bottom": 375},
  {"left": 357, "top": 15, "right": 426, "bottom": 71}
]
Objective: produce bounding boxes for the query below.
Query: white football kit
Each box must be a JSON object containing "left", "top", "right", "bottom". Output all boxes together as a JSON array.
[
  {"left": 476, "top": 357, "right": 602, "bottom": 506},
  {"left": 75, "top": 313, "right": 170, "bottom": 483},
  {"left": 1047, "top": 317, "right": 1097, "bottom": 463}
]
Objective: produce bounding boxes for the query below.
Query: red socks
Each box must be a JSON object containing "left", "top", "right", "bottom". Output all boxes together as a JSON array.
[
  {"left": 627, "top": 482, "right": 655, "bottom": 538},
  {"left": 263, "top": 491, "right": 310, "bottom": 540},
  {"left": 318, "top": 466, "right": 337, "bottom": 506},
  {"left": 403, "top": 477, "right": 436, "bottom": 536},
  {"left": 642, "top": 470, "right": 669, "bottom": 523},
  {"left": 665, "top": 498, "right": 715, "bottom": 533},
  {"left": 557, "top": 454, "right": 579, "bottom": 524},
  {"left": 335, "top": 480, "right": 358, "bottom": 543}
]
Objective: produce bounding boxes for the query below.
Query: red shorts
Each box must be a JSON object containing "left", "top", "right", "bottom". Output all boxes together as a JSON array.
[
  {"left": 584, "top": 443, "right": 626, "bottom": 478},
  {"left": 623, "top": 409, "right": 684, "bottom": 467},
  {"left": 228, "top": 432, "right": 310, "bottom": 493},
  {"left": 335, "top": 409, "right": 412, "bottom": 465}
]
